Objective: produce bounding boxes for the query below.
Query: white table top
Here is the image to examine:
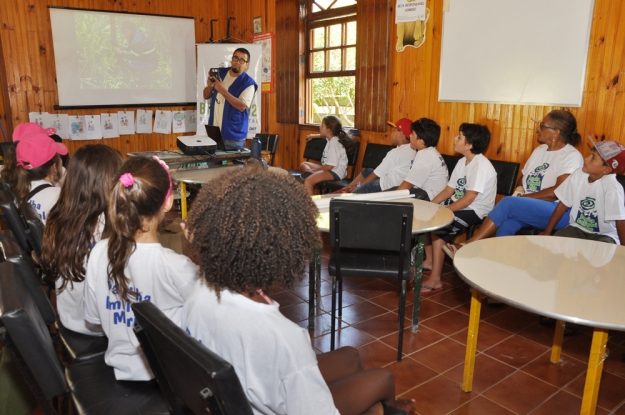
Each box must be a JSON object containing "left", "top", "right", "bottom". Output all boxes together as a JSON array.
[
  {"left": 315, "top": 195, "right": 455, "bottom": 234},
  {"left": 454, "top": 235, "right": 625, "bottom": 331}
]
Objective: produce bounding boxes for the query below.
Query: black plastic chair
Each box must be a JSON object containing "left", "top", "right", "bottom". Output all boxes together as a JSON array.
[
  {"left": 319, "top": 130, "right": 362, "bottom": 193},
  {"left": 465, "top": 159, "right": 520, "bottom": 239},
  {"left": 254, "top": 133, "right": 279, "bottom": 166},
  {"left": 328, "top": 199, "right": 413, "bottom": 361},
  {"left": 0, "top": 188, "right": 33, "bottom": 255},
  {"left": 132, "top": 301, "right": 254, "bottom": 415},
  {"left": 441, "top": 154, "right": 462, "bottom": 178},
  {"left": 18, "top": 201, "right": 44, "bottom": 260},
  {"left": 288, "top": 138, "right": 327, "bottom": 179},
  {"left": 0, "top": 262, "right": 169, "bottom": 415},
  {"left": 0, "top": 235, "right": 108, "bottom": 364}
]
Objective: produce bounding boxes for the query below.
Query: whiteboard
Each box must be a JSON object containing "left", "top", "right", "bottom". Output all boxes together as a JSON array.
[{"left": 438, "top": 0, "right": 595, "bottom": 107}]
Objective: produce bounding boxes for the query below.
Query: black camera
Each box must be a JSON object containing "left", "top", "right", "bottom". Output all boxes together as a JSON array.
[{"left": 209, "top": 68, "right": 220, "bottom": 82}]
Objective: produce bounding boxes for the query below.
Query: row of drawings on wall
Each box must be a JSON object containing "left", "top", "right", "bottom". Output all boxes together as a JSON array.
[{"left": 28, "top": 110, "right": 197, "bottom": 140}]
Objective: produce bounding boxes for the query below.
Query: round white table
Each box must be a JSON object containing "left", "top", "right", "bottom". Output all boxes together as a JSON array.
[{"left": 454, "top": 235, "right": 625, "bottom": 415}]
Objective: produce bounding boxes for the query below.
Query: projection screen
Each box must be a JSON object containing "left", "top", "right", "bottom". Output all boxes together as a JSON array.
[{"left": 49, "top": 7, "right": 196, "bottom": 108}]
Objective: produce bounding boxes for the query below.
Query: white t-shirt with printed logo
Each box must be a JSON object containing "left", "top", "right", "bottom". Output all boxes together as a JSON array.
[
  {"left": 403, "top": 147, "right": 449, "bottom": 200},
  {"left": 373, "top": 144, "right": 416, "bottom": 190},
  {"left": 555, "top": 168, "right": 625, "bottom": 243},
  {"left": 28, "top": 179, "right": 61, "bottom": 225},
  {"left": 447, "top": 154, "right": 497, "bottom": 219},
  {"left": 84, "top": 239, "right": 199, "bottom": 381},
  {"left": 522, "top": 144, "right": 583, "bottom": 193},
  {"left": 321, "top": 136, "right": 348, "bottom": 179},
  {"left": 183, "top": 283, "right": 340, "bottom": 415}
]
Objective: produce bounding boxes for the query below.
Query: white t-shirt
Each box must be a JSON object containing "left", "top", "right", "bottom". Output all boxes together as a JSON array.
[
  {"left": 373, "top": 144, "right": 416, "bottom": 190},
  {"left": 28, "top": 179, "right": 61, "bottom": 225},
  {"left": 522, "top": 144, "right": 583, "bottom": 193},
  {"left": 403, "top": 147, "right": 449, "bottom": 200},
  {"left": 322, "top": 136, "right": 348, "bottom": 179},
  {"left": 183, "top": 283, "right": 340, "bottom": 415},
  {"left": 84, "top": 239, "right": 199, "bottom": 381},
  {"left": 55, "top": 214, "right": 106, "bottom": 336},
  {"left": 555, "top": 168, "right": 625, "bottom": 243},
  {"left": 447, "top": 154, "right": 497, "bottom": 219},
  {"left": 213, "top": 72, "right": 256, "bottom": 130}
]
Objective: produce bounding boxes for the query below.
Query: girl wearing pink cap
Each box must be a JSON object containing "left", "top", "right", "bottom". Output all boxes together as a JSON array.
[{"left": 1, "top": 123, "right": 68, "bottom": 224}]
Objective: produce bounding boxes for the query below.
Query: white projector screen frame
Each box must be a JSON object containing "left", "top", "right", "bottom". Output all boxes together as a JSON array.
[
  {"left": 49, "top": 7, "right": 197, "bottom": 108},
  {"left": 438, "top": 0, "right": 595, "bottom": 107}
]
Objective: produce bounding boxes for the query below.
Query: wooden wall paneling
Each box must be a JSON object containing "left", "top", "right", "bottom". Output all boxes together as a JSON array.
[{"left": 275, "top": 0, "right": 299, "bottom": 125}]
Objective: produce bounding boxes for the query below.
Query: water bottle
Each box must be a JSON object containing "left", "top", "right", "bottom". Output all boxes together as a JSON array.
[{"left": 251, "top": 136, "right": 262, "bottom": 158}]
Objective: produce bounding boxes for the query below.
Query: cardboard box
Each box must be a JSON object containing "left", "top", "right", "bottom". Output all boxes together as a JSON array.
[{"left": 157, "top": 218, "right": 194, "bottom": 260}]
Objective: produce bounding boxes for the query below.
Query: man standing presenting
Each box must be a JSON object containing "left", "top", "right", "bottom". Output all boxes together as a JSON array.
[{"left": 203, "top": 48, "right": 257, "bottom": 149}]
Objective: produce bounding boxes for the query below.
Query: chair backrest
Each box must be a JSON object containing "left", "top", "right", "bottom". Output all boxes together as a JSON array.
[
  {"left": 254, "top": 134, "right": 279, "bottom": 165},
  {"left": 18, "top": 201, "right": 44, "bottom": 258},
  {"left": 132, "top": 301, "right": 254, "bottom": 415},
  {"left": 0, "top": 262, "right": 67, "bottom": 401},
  {"left": 616, "top": 174, "right": 625, "bottom": 194},
  {"left": 441, "top": 154, "right": 462, "bottom": 178},
  {"left": 302, "top": 138, "right": 326, "bottom": 161},
  {"left": 0, "top": 236, "right": 56, "bottom": 325},
  {"left": 489, "top": 159, "right": 521, "bottom": 196},
  {"left": 0, "top": 189, "right": 32, "bottom": 254},
  {"left": 361, "top": 144, "right": 394, "bottom": 169},
  {"left": 344, "top": 141, "right": 361, "bottom": 180},
  {"left": 329, "top": 199, "right": 413, "bottom": 256}
]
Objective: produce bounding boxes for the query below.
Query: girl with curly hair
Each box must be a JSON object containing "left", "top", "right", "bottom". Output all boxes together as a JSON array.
[
  {"left": 40, "top": 144, "right": 124, "bottom": 336},
  {"left": 84, "top": 156, "right": 199, "bottom": 381},
  {"left": 300, "top": 115, "right": 355, "bottom": 195},
  {"left": 183, "top": 168, "right": 414, "bottom": 415}
]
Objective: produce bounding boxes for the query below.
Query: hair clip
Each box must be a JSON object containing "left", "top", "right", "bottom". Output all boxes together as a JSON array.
[{"left": 119, "top": 173, "right": 135, "bottom": 187}]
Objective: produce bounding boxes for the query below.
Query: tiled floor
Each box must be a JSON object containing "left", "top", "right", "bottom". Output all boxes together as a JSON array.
[{"left": 276, "top": 238, "right": 625, "bottom": 415}]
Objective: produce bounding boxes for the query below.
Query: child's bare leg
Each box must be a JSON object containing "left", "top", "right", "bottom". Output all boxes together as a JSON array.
[
  {"left": 301, "top": 161, "right": 321, "bottom": 172},
  {"left": 422, "top": 233, "right": 433, "bottom": 270},
  {"left": 421, "top": 233, "right": 445, "bottom": 292},
  {"left": 327, "top": 368, "right": 414, "bottom": 415},
  {"left": 304, "top": 170, "right": 334, "bottom": 195},
  {"left": 465, "top": 216, "right": 497, "bottom": 243},
  {"left": 317, "top": 347, "right": 363, "bottom": 383}
]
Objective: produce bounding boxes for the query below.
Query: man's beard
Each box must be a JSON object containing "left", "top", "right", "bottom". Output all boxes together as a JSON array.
[{"left": 231, "top": 66, "right": 241, "bottom": 74}]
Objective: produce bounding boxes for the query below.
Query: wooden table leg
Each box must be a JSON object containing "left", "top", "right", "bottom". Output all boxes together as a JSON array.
[
  {"left": 179, "top": 182, "right": 188, "bottom": 220},
  {"left": 462, "top": 287, "right": 483, "bottom": 392},
  {"left": 308, "top": 247, "right": 321, "bottom": 330},
  {"left": 411, "top": 234, "right": 425, "bottom": 332},
  {"left": 550, "top": 319, "right": 566, "bottom": 364},
  {"left": 580, "top": 328, "right": 609, "bottom": 415}
]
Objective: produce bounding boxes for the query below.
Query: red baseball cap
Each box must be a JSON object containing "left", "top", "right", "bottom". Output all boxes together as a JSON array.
[
  {"left": 16, "top": 133, "right": 68, "bottom": 170},
  {"left": 387, "top": 118, "right": 412, "bottom": 138},
  {"left": 12, "top": 122, "right": 56, "bottom": 143},
  {"left": 594, "top": 141, "right": 625, "bottom": 174}
]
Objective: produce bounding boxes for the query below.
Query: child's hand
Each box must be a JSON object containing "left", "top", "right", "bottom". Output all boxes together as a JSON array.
[
  {"left": 538, "top": 230, "right": 550, "bottom": 236},
  {"left": 305, "top": 134, "right": 317, "bottom": 142},
  {"left": 180, "top": 221, "right": 193, "bottom": 242},
  {"left": 512, "top": 186, "right": 525, "bottom": 197}
]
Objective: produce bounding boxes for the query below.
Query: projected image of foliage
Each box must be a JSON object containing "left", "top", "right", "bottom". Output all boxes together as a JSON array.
[{"left": 75, "top": 14, "right": 172, "bottom": 89}]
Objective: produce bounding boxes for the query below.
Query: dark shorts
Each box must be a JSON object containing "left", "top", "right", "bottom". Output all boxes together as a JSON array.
[
  {"left": 433, "top": 199, "right": 482, "bottom": 242},
  {"left": 554, "top": 226, "right": 616, "bottom": 244},
  {"left": 328, "top": 170, "right": 341, "bottom": 181}
]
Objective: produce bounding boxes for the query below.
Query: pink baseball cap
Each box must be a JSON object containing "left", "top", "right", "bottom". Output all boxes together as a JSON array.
[
  {"left": 12, "top": 122, "right": 56, "bottom": 143},
  {"left": 16, "top": 133, "right": 68, "bottom": 170},
  {"left": 387, "top": 118, "right": 412, "bottom": 138},
  {"left": 594, "top": 141, "right": 625, "bottom": 174}
]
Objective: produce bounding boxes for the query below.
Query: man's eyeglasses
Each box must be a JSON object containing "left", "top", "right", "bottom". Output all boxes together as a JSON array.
[{"left": 232, "top": 56, "right": 248, "bottom": 64}]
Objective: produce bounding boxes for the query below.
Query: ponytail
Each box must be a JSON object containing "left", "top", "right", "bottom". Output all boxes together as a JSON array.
[
  {"left": 6, "top": 155, "right": 59, "bottom": 203},
  {"left": 322, "top": 115, "right": 355, "bottom": 156},
  {"left": 107, "top": 157, "right": 171, "bottom": 303}
]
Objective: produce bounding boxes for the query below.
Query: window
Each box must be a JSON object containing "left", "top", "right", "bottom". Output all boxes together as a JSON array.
[{"left": 305, "top": 0, "right": 357, "bottom": 127}]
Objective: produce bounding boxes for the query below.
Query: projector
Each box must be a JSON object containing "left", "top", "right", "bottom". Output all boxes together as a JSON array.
[{"left": 177, "top": 136, "right": 217, "bottom": 155}]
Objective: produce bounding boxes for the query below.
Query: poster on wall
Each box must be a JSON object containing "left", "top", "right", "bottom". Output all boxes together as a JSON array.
[
  {"left": 251, "top": 33, "right": 274, "bottom": 93},
  {"left": 395, "top": 0, "right": 429, "bottom": 51},
  {"left": 196, "top": 43, "right": 262, "bottom": 138}
]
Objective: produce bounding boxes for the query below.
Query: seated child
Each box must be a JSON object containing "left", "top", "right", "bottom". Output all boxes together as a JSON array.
[
  {"left": 540, "top": 140, "right": 625, "bottom": 244},
  {"left": 422, "top": 123, "right": 497, "bottom": 296},
  {"left": 396, "top": 118, "right": 449, "bottom": 201},
  {"left": 343, "top": 118, "right": 415, "bottom": 193},
  {"left": 41, "top": 145, "right": 125, "bottom": 336},
  {"left": 84, "top": 157, "right": 199, "bottom": 381},
  {"left": 300, "top": 115, "right": 355, "bottom": 196},
  {"left": 183, "top": 169, "right": 415, "bottom": 415}
]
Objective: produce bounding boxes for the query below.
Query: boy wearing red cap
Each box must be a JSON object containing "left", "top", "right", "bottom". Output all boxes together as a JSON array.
[
  {"left": 541, "top": 141, "right": 625, "bottom": 245},
  {"left": 344, "top": 118, "right": 415, "bottom": 193}
]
